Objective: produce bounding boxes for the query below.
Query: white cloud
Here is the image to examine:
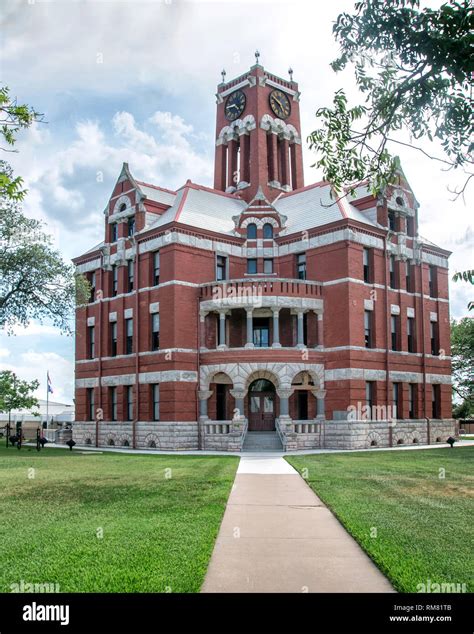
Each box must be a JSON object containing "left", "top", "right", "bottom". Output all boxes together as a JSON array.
[{"left": 1, "top": 350, "right": 74, "bottom": 404}]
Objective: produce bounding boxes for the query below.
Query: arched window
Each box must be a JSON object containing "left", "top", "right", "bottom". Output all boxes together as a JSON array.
[
  {"left": 119, "top": 203, "right": 127, "bottom": 213},
  {"left": 263, "top": 223, "right": 273, "bottom": 239},
  {"left": 247, "top": 223, "right": 257, "bottom": 239}
]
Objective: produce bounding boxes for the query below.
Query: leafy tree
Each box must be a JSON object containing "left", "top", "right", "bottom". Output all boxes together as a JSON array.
[
  {"left": 0, "top": 371, "right": 39, "bottom": 416},
  {"left": 452, "top": 270, "right": 474, "bottom": 311},
  {"left": 309, "top": 0, "right": 473, "bottom": 196},
  {"left": 0, "top": 199, "right": 90, "bottom": 333},
  {"left": 0, "top": 86, "right": 42, "bottom": 201},
  {"left": 451, "top": 318, "right": 474, "bottom": 412},
  {"left": 452, "top": 398, "right": 473, "bottom": 420}
]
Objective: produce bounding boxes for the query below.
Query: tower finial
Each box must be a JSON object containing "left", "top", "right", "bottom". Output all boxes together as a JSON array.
[
  {"left": 288, "top": 67, "right": 294, "bottom": 82},
  {"left": 254, "top": 50, "right": 260, "bottom": 65},
  {"left": 221, "top": 68, "right": 226, "bottom": 83}
]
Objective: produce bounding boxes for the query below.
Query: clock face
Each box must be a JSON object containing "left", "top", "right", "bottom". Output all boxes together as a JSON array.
[
  {"left": 225, "top": 90, "right": 246, "bottom": 121},
  {"left": 269, "top": 89, "right": 291, "bottom": 119}
]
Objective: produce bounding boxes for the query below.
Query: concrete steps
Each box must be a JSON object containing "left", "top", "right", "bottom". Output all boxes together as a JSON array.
[{"left": 242, "top": 431, "right": 283, "bottom": 452}]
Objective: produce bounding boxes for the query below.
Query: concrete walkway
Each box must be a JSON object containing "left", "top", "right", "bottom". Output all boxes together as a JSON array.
[{"left": 202, "top": 456, "right": 394, "bottom": 593}]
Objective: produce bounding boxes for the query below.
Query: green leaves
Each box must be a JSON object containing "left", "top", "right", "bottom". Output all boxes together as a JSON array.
[
  {"left": 309, "top": 0, "right": 473, "bottom": 195},
  {"left": 451, "top": 318, "right": 474, "bottom": 403},
  {"left": 0, "top": 201, "right": 79, "bottom": 334},
  {"left": 0, "top": 370, "right": 39, "bottom": 414}
]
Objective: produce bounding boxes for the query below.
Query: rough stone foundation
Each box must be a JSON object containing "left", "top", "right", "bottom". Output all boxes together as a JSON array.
[{"left": 73, "top": 419, "right": 458, "bottom": 452}]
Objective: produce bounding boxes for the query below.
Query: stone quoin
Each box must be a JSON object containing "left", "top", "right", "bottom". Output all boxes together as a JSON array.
[{"left": 72, "top": 61, "right": 457, "bottom": 451}]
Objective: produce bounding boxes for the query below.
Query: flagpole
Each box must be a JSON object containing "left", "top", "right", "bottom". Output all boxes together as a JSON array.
[{"left": 46, "top": 370, "right": 49, "bottom": 431}]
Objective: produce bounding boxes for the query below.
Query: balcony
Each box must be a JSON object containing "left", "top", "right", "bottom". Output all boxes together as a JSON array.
[{"left": 200, "top": 277, "right": 323, "bottom": 312}]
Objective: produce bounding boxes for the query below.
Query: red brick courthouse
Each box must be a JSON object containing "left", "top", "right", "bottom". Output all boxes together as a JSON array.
[{"left": 73, "top": 61, "right": 456, "bottom": 451}]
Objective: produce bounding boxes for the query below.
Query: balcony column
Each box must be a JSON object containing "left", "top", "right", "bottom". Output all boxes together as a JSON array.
[
  {"left": 198, "top": 390, "right": 213, "bottom": 419},
  {"left": 245, "top": 308, "right": 254, "bottom": 348},
  {"left": 272, "top": 308, "right": 281, "bottom": 348},
  {"left": 314, "top": 390, "right": 326, "bottom": 419},
  {"left": 296, "top": 309, "right": 305, "bottom": 348},
  {"left": 217, "top": 310, "right": 228, "bottom": 349}
]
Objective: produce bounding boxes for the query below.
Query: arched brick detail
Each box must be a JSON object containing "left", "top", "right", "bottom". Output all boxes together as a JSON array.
[
  {"left": 117, "top": 433, "right": 132, "bottom": 447},
  {"left": 366, "top": 430, "right": 382, "bottom": 448},
  {"left": 245, "top": 369, "right": 280, "bottom": 390},
  {"left": 290, "top": 368, "right": 324, "bottom": 390},
  {"left": 144, "top": 433, "right": 161, "bottom": 449}
]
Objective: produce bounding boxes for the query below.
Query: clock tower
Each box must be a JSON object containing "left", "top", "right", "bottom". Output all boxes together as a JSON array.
[{"left": 214, "top": 58, "right": 304, "bottom": 203}]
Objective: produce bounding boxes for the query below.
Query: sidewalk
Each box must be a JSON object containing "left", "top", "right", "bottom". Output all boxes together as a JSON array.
[{"left": 201, "top": 456, "right": 395, "bottom": 593}]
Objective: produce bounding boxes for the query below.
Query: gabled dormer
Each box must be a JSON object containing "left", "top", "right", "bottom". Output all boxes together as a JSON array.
[
  {"left": 104, "top": 163, "right": 176, "bottom": 246},
  {"left": 233, "top": 186, "right": 287, "bottom": 241}
]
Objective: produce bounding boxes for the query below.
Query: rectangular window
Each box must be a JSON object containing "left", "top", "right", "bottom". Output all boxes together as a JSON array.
[
  {"left": 110, "top": 387, "right": 117, "bottom": 421},
  {"left": 88, "top": 326, "right": 95, "bottom": 359},
  {"left": 110, "top": 321, "right": 117, "bottom": 357},
  {"left": 430, "top": 320, "right": 439, "bottom": 356},
  {"left": 126, "top": 318, "right": 133, "bottom": 355},
  {"left": 296, "top": 253, "right": 306, "bottom": 280},
  {"left": 406, "top": 262, "right": 414, "bottom": 292},
  {"left": 364, "top": 310, "right": 373, "bottom": 348},
  {"left": 389, "top": 256, "right": 398, "bottom": 289},
  {"left": 429, "top": 265, "right": 438, "bottom": 298},
  {"left": 408, "top": 383, "right": 416, "bottom": 419},
  {"left": 126, "top": 386, "right": 133, "bottom": 421},
  {"left": 153, "top": 251, "right": 160, "bottom": 286},
  {"left": 365, "top": 381, "right": 374, "bottom": 414},
  {"left": 388, "top": 210, "right": 397, "bottom": 231},
  {"left": 152, "top": 384, "right": 160, "bottom": 421},
  {"left": 111, "top": 223, "right": 118, "bottom": 243},
  {"left": 151, "top": 313, "right": 160, "bottom": 351},
  {"left": 363, "top": 248, "right": 372, "bottom": 283},
  {"left": 406, "top": 216, "right": 415, "bottom": 237},
  {"left": 127, "top": 216, "right": 135, "bottom": 237},
  {"left": 432, "top": 384, "right": 441, "bottom": 419},
  {"left": 263, "top": 258, "right": 273, "bottom": 274},
  {"left": 253, "top": 317, "right": 270, "bottom": 348},
  {"left": 392, "top": 382, "right": 401, "bottom": 419},
  {"left": 391, "top": 315, "right": 400, "bottom": 351},
  {"left": 216, "top": 255, "right": 227, "bottom": 281},
  {"left": 127, "top": 260, "right": 134, "bottom": 293},
  {"left": 87, "top": 388, "right": 94, "bottom": 421},
  {"left": 112, "top": 265, "right": 118, "bottom": 297},
  {"left": 407, "top": 317, "right": 415, "bottom": 353},
  {"left": 88, "top": 271, "right": 96, "bottom": 302},
  {"left": 247, "top": 258, "right": 257, "bottom": 275}
]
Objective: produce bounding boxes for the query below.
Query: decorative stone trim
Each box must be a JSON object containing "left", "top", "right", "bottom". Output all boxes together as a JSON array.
[
  {"left": 200, "top": 362, "right": 324, "bottom": 392},
  {"left": 139, "top": 370, "right": 198, "bottom": 384},
  {"left": 109, "top": 312, "right": 117, "bottom": 322},
  {"left": 430, "top": 312, "right": 438, "bottom": 322},
  {"left": 364, "top": 299, "right": 374, "bottom": 311},
  {"left": 87, "top": 317, "right": 95, "bottom": 326},
  {"left": 124, "top": 308, "right": 133, "bottom": 319},
  {"left": 149, "top": 302, "right": 159, "bottom": 314},
  {"left": 391, "top": 304, "right": 400, "bottom": 315},
  {"left": 407, "top": 307, "right": 415, "bottom": 318}
]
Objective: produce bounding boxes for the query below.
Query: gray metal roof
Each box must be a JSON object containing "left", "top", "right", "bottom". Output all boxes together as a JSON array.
[
  {"left": 138, "top": 182, "right": 177, "bottom": 207},
  {"left": 147, "top": 185, "right": 247, "bottom": 234}
]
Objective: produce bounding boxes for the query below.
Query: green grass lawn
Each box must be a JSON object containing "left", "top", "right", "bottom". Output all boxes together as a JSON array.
[
  {"left": 287, "top": 447, "right": 474, "bottom": 593},
  {"left": 0, "top": 445, "right": 238, "bottom": 592}
]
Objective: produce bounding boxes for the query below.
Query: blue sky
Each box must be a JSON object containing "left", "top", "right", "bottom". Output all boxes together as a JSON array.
[{"left": 1, "top": 0, "right": 472, "bottom": 404}]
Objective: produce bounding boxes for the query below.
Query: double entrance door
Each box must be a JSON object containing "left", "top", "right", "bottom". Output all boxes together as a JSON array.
[{"left": 248, "top": 379, "right": 276, "bottom": 431}]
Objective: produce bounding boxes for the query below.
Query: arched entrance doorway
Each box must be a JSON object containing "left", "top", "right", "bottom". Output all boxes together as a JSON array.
[{"left": 248, "top": 379, "right": 276, "bottom": 431}]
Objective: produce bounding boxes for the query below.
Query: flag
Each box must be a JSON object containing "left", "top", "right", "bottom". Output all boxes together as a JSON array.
[{"left": 47, "top": 372, "right": 53, "bottom": 395}]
